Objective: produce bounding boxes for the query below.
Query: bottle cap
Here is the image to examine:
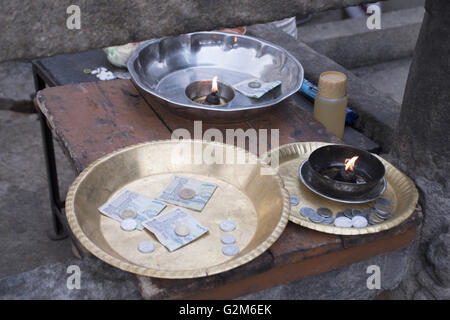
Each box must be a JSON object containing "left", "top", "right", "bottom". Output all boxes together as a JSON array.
[{"left": 317, "top": 71, "right": 347, "bottom": 99}]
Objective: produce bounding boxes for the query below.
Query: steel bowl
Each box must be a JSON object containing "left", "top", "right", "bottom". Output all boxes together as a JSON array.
[
  {"left": 128, "top": 32, "right": 303, "bottom": 122},
  {"left": 307, "top": 145, "right": 385, "bottom": 198}
]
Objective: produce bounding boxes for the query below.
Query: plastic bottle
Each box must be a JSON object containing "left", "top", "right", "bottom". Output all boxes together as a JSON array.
[{"left": 313, "top": 71, "right": 348, "bottom": 139}]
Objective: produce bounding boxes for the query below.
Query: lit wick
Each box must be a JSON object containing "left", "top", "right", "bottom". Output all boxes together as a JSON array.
[
  {"left": 206, "top": 76, "right": 221, "bottom": 105},
  {"left": 341, "top": 156, "right": 359, "bottom": 181}
]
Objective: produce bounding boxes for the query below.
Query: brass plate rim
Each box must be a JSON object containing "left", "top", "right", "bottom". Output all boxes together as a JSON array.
[
  {"left": 261, "top": 141, "right": 419, "bottom": 236},
  {"left": 65, "top": 139, "right": 290, "bottom": 279}
]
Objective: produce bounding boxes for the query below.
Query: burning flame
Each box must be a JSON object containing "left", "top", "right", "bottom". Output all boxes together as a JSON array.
[
  {"left": 344, "top": 156, "right": 359, "bottom": 172},
  {"left": 212, "top": 76, "right": 219, "bottom": 93}
]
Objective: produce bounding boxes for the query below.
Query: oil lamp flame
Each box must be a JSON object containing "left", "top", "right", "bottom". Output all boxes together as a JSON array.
[
  {"left": 212, "top": 76, "right": 219, "bottom": 93},
  {"left": 344, "top": 156, "right": 359, "bottom": 172}
]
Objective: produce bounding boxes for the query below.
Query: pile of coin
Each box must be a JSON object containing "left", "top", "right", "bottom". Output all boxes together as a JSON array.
[
  {"left": 219, "top": 220, "right": 239, "bottom": 256},
  {"left": 299, "top": 197, "right": 392, "bottom": 229},
  {"left": 300, "top": 207, "right": 334, "bottom": 225},
  {"left": 368, "top": 197, "right": 393, "bottom": 225}
]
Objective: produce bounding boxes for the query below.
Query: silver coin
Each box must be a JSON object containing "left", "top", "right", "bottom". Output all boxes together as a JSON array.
[
  {"left": 119, "top": 207, "right": 137, "bottom": 219},
  {"left": 309, "top": 213, "right": 325, "bottom": 223},
  {"left": 248, "top": 81, "right": 262, "bottom": 88},
  {"left": 352, "top": 216, "right": 368, "bottom": 228},
  {"left": 376, "top": 197, "right": 391, "bottom": 207},
  {"left": 322, "top": 216, "right": 334, "bottom": 224},
  {"left": 375, "top": 207, "right": 391, "bottom": 217},
  {"left": 221, "top": 234, "right": 236, "bottom": 245},
  {"left": 300, "top": 207, "right": 315, "bottom": 218},
  {"left": 374, "top": 203, "right": 392, "bottom": 215},
  {"left": 369, "top": 212, "right": 384, "bottom": 224},
  {"left": 220, "top": 220, "right": 236, "bottom": 232},
  {"left": 334, "top": 216, "right": 353, "bottom": 228},
  {"left": 222, "top": 244, "right": 240, "bottom": 256},
  {"left": 317, "top": 207, "right": 333, "bottom": 218},
  {"left": 352, "top": 209, "right": 362, "bottom": 217},
  {"left": 178, "top": 188, "right": 196, "bottom": 200},
  {"left": 290, "top": 195, "right": 299, "bottom": 206},
  {"left": 138, "top": 241, "right": 155, "bottom": 253},
  {"left": 375, "top": 211, "right": 390, "bottom": 220},
  {"left": 174, "top": 225, "right": 190, "bottom": 237},
  {"left": 120, "top": 218, "right": 137, "bottom": 231},
  {"left": 336, "top": 211, "right": 345, "bottom": 218},
  {"left": 343, "top": 209, "right": 353, "bottom": 218},
  {"left": 362, "top": 209, "right": 373, "bottom": 218}
]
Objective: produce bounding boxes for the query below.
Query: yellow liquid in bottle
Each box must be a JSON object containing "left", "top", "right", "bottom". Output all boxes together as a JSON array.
[{"left": 313, "top": 95, "right": 348, "bottom": 139}]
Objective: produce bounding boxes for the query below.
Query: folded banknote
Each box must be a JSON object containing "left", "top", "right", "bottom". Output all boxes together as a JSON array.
[
  {"left": 233, "top": 78, "right": 281, "bottom": 99},
  {"left": 158, "top": 176, "right": 217, "bottom": 212},
  {"left": 98, "top": 189, "right": 167, "bottom": 230},
  {"left": 143, "top": 208, "right": 209, "bottom": 252}
]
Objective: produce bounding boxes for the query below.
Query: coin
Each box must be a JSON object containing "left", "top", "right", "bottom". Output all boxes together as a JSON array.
[
  {"left": 375, "top": 204, "right": 392, "bottom": 215},
  {"left": 362, "top": 209, "right": 373, "bottom": 218},
  {"left": 290, "top": 195, "right": 299, "bottom": 206},
  {"left": 352, "top": 216, "right": 368, "bottom": 228},
  {"left": 221, "top": 234, "right": 236, "bottom": 245},
  {"left": 248, "top": 81, "right": 262, "bottom": 88},
  {"left": 178, "top": 188, "right": 196, "bottom": 200},
  {"left": 334, "top": 216, "right": 352, "bottom": 228},
  {"left": 369, "top": 212, "right": 384, "bottom": 224},
  {"left": 119, "top": 207, "right": 137, "bottom": 219},
  {"left": 322, "top": 216, "right": 334, "bottom": 224},
  {"left": 174, "top": 225, "right": 190, "bottom": 237},
  {"left": 343, "top": 209, "right": 353, "bottom": 219},
  {"left": 222, "top": 244, "right": 240, "bottom": 256},
  {"left": 138, "top": 241, "right": 155, "bottom": 253},
  {"left": 352, "top": 209, "right": 362, "bottom": 217},
  {"left": 120, "top": 218, "right": 137, "bottom": 231},
  {"left": 220, "top": 220, "right": 236, "bottom": 232},
  {"left": 375, "top": 211, "right": 390, "bottom": 220},
  {"left": 376, "top": 197, "right": 391, "bottom": 207},
  {"left": 336, "top": 211, "right": 345, "bottom": 218},
  {"left": 317, "top": 208, "right": 333, "bottom": 218},
  {"left": 309, "top": 213, "right": 325, "bottom": 223},
  {"left": 300, "top": 207, "right": 315, "bottom": 218}
]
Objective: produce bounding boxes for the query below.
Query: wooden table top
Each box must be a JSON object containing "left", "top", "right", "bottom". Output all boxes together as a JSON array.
[{"left": 35, "top": 79, "right": 421, "bottom": 299}]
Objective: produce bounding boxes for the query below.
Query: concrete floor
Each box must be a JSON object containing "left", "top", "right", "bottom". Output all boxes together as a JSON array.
[{"left": 0, "top": 111, "right": 76, "bottom": 279}]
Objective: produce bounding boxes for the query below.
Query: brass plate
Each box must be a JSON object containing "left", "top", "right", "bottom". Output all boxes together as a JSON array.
[
  {"left": 261, "top": 142, "right": 418, "bottom": 235},
  {"left": 66, "top": 140, "right": 289, "bottom": 278}
]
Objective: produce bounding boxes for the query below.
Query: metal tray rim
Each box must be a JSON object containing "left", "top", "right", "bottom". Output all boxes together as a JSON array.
[
  {"left": 127, "top": 31, "right": 304, "bottom": 112},
  {"left": 65, "top": 140, "right": 290, "bottom": 278},
  {"left": 261, "top": 141, "right": 419, "bottom": 236}
]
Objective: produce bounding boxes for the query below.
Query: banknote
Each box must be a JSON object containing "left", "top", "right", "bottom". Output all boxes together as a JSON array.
[
  {"left": 98, "top": 189, "right": 167, "bottom": 230},
  {"left": 143, "top": 208, "right": 209, "bottom": 252},
  {"left": 233, "top": 78, "right": 281, "bottom": 99},
  {"left": 158, "top": 176, "right": 217, "bottom": 211}
]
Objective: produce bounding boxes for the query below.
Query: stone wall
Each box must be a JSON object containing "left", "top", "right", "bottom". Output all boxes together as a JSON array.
[
  {"left": 389, "top": 0, "right": 450, "bottom": 300},
  {"left": 2, "top": 0, "right": 383, "bottom": 62}
]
